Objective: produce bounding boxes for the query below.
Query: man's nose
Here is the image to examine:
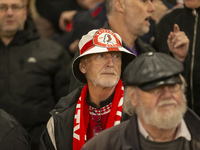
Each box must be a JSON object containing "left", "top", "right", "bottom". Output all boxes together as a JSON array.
[
  {"left": 161, "top": 86, "right": 173, "bottom": 98},
  {"left": 106, "top": 54, "right": 114, "bottom": 67},
  {"left": 6, "top": 7, "right": 14, "bottom": 14},
  {"left": 148, "top": 0, "right": 155, "bottom": 13}
]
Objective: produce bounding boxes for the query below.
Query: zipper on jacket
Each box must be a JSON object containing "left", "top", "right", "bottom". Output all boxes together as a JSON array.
[{"left": 190, "top": 9, "right": 198, "bottom": 110}]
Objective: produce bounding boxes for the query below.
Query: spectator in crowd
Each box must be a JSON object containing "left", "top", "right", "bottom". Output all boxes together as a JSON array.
[
  {"left": 105, "top": 0, "right": 188, "bottom": 56},
  {"left": 0, "top": 0, "right": 71, "bottom": 149},
  {"left": 54, "top": 0, "right": 107, "bottom": 57},
  {"left": 82, "top": 52, "right": 200, "bottom": 150},
  {"left": 105, "top": 0, "right": 156, "bottom": 55},
  {"left": 29, "top": 0, "right": 80, "bottom": 38},
  {"left": 153, "top": 0, "right": 200, "bottom": 117},
  {"left": 0, "top": 109, "right": 31, "bottom": 150},
  {"left": 40, "top": 28, "right": 136, "bottom": 150}
]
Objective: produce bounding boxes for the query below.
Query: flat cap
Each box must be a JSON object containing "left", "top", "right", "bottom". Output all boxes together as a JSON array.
[{"left": 123, "top": 52, "right": 184, "bottom": 91}]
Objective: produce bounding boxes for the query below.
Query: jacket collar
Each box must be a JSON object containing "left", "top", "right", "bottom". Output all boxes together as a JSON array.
[
  {"left": 184, "top": 5, "right": 200, "bottom": 15},
  {"left": 122, "top": 114, "right": 141, "bottom": 150},
  {"left": 184, "top": 108, "right": 200, "bottom": 141}
]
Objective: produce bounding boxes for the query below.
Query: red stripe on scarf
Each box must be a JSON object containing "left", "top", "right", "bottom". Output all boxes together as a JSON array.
[{"left": 106, "top": 79, "right": 123, "bottom": 128}]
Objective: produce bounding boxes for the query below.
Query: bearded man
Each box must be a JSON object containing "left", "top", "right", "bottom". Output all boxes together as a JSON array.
[{"left": 82, "top": 52, "right": 200, "bottom": 150}]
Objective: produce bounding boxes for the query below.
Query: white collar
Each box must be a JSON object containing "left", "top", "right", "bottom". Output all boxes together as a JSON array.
[{"left": 138, "top": 118, "right": 191, "bottom": 141}]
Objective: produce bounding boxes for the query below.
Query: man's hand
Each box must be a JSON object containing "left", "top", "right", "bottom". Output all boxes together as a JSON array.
[
  {"left": 59, "top": 10, "right": 77, "bottom": 31},
  {"left": 167, "top": 24, "right": 189, "bottom": 62}
]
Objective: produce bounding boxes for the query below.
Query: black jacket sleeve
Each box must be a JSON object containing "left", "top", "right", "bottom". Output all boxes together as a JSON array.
[
  {"left": 39, "top": 129, "right": 55, "bottom": 150},
  {"left": 0, "top": 110, "right": 31, "bottom": 150}
]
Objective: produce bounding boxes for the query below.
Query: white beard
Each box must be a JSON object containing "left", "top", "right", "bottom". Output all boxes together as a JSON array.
[
  {"left": 87, "top": 69, "right": 120, "bottom": 88},
  {"left": 136, "top": 94, "right": 187, "bottom": 130}
]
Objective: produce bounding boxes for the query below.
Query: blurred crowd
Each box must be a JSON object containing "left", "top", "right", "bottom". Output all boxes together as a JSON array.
[{"left": 1, "top": 0, "right": 200, "bottom": 150}]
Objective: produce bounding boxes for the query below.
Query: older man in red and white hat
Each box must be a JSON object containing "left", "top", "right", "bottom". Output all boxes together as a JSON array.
[{"left": 40, "top": 28, "right": 135, "bottom": 150}]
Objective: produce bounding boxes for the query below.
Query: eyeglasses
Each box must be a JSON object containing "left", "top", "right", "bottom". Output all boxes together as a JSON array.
[
  {"left": 0, "top": 4, "right": 26, "bottom": 13},
  {"left": 90, "top": 109, "right": 102, "bottom": 136},
  {"left": 147, "top": 84, "right": 181, "bottom": 95}
]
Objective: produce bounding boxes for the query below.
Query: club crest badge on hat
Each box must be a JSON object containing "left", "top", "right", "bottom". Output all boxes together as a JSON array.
[
  {"left": 93, "top": 29, "right": 122, "bottom": 48},
  {"left": 80, "top": 29, "right": 123, "bottom": 55}
]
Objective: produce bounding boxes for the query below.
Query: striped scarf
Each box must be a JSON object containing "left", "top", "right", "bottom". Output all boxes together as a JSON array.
[{"left": 73, "top": 79, "right": 124, "bottom": 150}]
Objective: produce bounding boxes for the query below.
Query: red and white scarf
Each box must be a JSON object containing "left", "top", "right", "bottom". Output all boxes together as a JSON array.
[{"left": 73, "top": 79, "right": 124, "bottom": 150}]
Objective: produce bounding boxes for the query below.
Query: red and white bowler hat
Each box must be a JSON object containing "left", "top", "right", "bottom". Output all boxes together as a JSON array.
[{"left": 72, "top": 28, "right": 136, "bottom": 83}]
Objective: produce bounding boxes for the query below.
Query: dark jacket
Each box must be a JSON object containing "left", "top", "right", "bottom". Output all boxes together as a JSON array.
[
  {"left": 40, "top": 87, "right": 82, "bottom": 150},
  {"left": 0, "top": 18, "right": 71, "bottom": 148},
  {"left": 153, "top": 7, "right": 200, "bottom": 117},
  {"left": 82, "top": 109, "right": 200, "bottom": 150},
  {"left": 0, "top": 109, "right": 31, "bottom": 150}
]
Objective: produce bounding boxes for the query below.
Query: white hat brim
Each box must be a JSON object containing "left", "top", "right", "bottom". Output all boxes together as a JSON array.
[{"left": 72, "top": 46, "right": 135, "bottom": 83}]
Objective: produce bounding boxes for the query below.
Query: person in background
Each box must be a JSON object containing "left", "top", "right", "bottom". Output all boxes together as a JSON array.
[
  {"left": 105, "top": 0, "right": 188, "bottom": 58},
  {"left": 0, "top": 109, "right": 31, "bottom": 150},
  {"left": 40, "top": 28, "right": 135, "bottom": 150},
  {"left": 0, "top": 0, "right": 71, "bottom": 149},
  {"left": 105, "top": 0, "right": 156, "bottom": 55},
  {"left": 29, "top": 0, "right": 80, "bottom": 38},
  {"left": 82, "top": 52, "right": 200, "bottom": 150},
  {"left": 153, "top": 0, "right": 200, "bottom": 117},
  {"left": 54, "top": 0, "right": 107, "bottom": 57}
]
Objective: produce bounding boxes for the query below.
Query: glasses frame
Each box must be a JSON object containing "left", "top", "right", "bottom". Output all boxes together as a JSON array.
[
  {"left": 89, "top": 108, "right": 102, "bottom": 136},
  {"left": 0, "top": 4, "right": 26, "bottom": 13}
]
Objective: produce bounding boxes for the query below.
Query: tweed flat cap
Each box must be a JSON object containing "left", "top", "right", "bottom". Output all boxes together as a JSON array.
[{"left": 123, "top": 52, "right": 184, "bottom": 91}]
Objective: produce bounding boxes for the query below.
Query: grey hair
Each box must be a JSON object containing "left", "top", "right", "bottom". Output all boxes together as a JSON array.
[
  {"left": 123, "top": 74, "right": 187, "bottom": 116},
  {"left": 179, "top": 74, "right": 187, "bottom": 92},
  {"left": 123, "top": 86, "right": 137, "bottom": 116},
  {"left": 79, "top": 56, "right": 87, "bottom": 65}
]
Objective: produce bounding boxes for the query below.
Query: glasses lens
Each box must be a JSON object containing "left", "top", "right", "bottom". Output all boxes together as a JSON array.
[
  {"left": 93, "top": 124, "right": 102, "bottom": 136},
  {"left": 90, "top": 109, "right": 101, "bottom": 122},
  {"left": 91, "top": 114, "right": 100, "bottom": 122},
  {"left": 90, "top": 108, "right": 102, "bottom": 136}
]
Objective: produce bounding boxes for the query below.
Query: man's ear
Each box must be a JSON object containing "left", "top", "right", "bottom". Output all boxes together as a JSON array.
[
  {"left": 115, "top": 0, "right": 125, "bottom": 13},
  {"left": 79, "top": 59, "right": 86, "bottom": 74},
  {"left": 131, "top": 97, "right": 138, "bottom": 107},
  {"left": 128, "top": 88, "right": 138, "bottom": 107}
]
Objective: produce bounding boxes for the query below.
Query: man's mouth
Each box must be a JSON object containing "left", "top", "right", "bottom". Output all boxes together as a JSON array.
[
  {"left": 158, "top": 100, "right": 177, "bottom": 109},
  {"left": 145, "top": 16, "right": 152, "bottom": 21},
  {"left": 5, "top": 20, "right": 14, "bottom": 24},
  {"left": 102, "top": 73, "right": 115, "bottom": 75}
]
